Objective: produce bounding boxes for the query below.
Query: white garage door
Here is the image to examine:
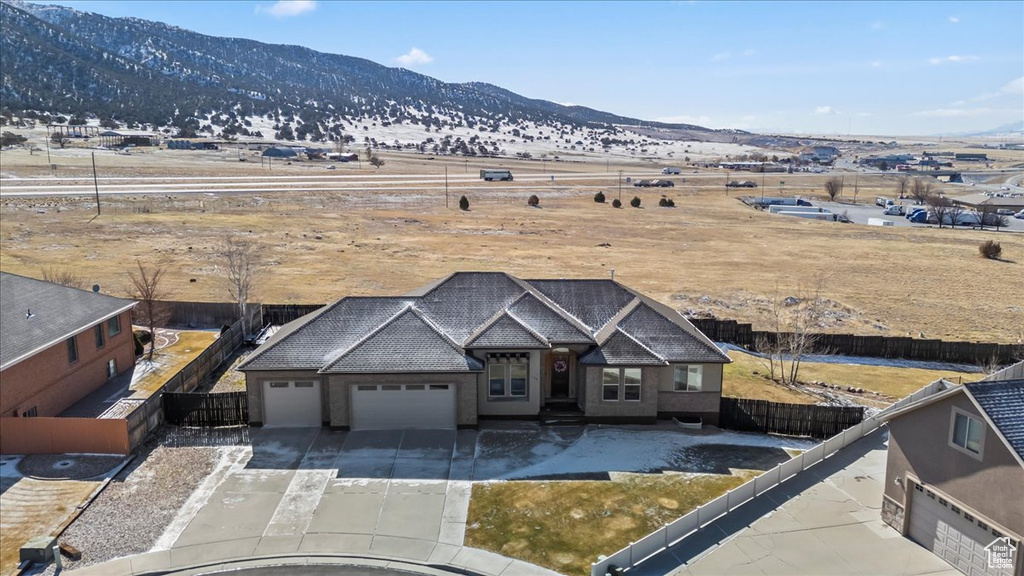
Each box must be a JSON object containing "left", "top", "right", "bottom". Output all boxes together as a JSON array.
[
  {"left": 908, "top": 485, "right": 1017, "bottom": 576},
  {"left": 262, "top": 380, "right": 322, "bottom": 427},
  {"left": 350, "top": 384, "right": 456, "bottom": 430}
]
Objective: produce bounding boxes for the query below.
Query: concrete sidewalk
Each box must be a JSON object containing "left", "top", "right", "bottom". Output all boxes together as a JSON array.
[{"left": 631, "top": 429, "right": 960, "bottom": 576}]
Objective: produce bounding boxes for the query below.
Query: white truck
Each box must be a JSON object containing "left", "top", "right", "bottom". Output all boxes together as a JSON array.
[
  {"left": 480, "top": 169, "right": 513, "bottom": 181},
  {"left": 661, "top": 167, "right": 683, "bottom": 174}
]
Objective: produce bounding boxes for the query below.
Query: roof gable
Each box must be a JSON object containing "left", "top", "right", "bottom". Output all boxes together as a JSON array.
[
  {"left": 239, "top": 297, "right": 413, "bottom": 371},
  {"left": 321, "top": 309, "right": 483, "bottom": 373},
  {"left": 466, "top": 313, "right": 548, "bottom": 349},
  {"left": 416, "top": 272, "right": 526, "bottom": 343},
  {"left": 507, "top": 293, "right": 593, "bottom": 344},
  {"left": 526, "top": 279, "right": 636, "bottom": 332},
  {"left": 579, "top": 329, "right": 667, "bottom": 366},
  {"left": 618, "top": 303, "right": 730, "bottom": 363},
  {"left": 0, "top": 272, "right": 136, "bottom": 370}
]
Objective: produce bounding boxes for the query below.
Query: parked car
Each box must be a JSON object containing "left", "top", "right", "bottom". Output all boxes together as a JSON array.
[
  {"left": 634, "top": 180, "right": 653, "bottom": 187},
  {"left": 651, "top": 180, "right": 675, "bottom": 188},
  {"left": 883, "top": 204, "right": 905, "bottom": 216},
  {"left": 1015, "top": 210, "right": 1024, "bottom": 219},
  {"left": 996, "top": 208, "right": 1016, "bottom": 216},
  {"left": 727, "top": 180, "right": 757, "bottom": 188}
]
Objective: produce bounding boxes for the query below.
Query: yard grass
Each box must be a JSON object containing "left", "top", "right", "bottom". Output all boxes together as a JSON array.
[
  {"left": 723, "top": 351, "right": 974, "bottom": 403},
  {"left": 465, "top": 471, "right": 755, "bottom": 575},
  {"left": 131, "top": 330, "right": 219, "bottom": 394}
]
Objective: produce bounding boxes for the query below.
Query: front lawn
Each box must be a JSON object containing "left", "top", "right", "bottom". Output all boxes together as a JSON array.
[{"left": 465, "top": 471, "right": 754, "bottom": 575}]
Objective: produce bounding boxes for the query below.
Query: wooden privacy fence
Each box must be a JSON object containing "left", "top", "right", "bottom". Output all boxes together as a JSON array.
[
  {"left": 719, "top": 396, "right": 864, "bottom": 439},
  {"left": 261, "top": 303, "right": 326, "bottom": 326},
  {"left": 0, "top": 417, "right": 130, "bottom": 455},
  {"left": 590, "top": 378, "right": 950, "bottom": 576},
  {"left": 163, "top": 392, "right": 248, "bottom": 427},
  {"left": 121, "top": 315, "right": 248, "bottom": 451},
  {"left": 688, "top": 318, "right": 1022, "bottom": 365}
]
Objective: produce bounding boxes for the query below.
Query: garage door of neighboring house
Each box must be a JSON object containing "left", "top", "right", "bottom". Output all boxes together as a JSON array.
[
  {"left": 262, "top": 380, "right": 322, "bottom": 427},
  {"left": 908, "top": 484, "right": 1017, "bottom": 576},
  {"left": 350, "top": 384, "right": 455, "bottom": 430}
]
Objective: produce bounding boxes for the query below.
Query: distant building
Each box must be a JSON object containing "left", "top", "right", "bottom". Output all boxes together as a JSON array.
[
  {"left": 98, "top": 130, "right": 158, "bottom": 147},
  {"left": 798, "top": 146, "right": 840, "bottom": 164},
  {"left": 262, "top": 147, "right": 300, "bottom": 158},
  {"left": 0, "top": 273, "right": 136, "bottom": 418},
  {"left": 954, "top": 153, "right": 988, "bottom": 161}
]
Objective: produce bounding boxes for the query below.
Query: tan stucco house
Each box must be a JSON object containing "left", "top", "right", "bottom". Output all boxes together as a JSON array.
[
  {"left": 880, "top": 371, "right": 1024, "bottom": 576},
  {"left": 0, "top": 272, "right": 137, "bottom": 418},
  {"left": 238, "top": 272, "right": 730, "bottom": 430}
]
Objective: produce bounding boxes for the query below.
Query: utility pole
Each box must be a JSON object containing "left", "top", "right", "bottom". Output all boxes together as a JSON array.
[
  {"left": 618, "top": 170, "right": 623, "bottom": 201},
  {"left": 840, "top": 174, "right": 845, "bottom": 198},
  {"left": 853, "top": 172, "right": 859, "bottom": 204},
  {"left": 91, "top": 152, "right": 100, "bottom": 216},
  {"left": 725, "top": 171, "right": 729, "bottom": 196},
  {"left": 45, "top": 126, "right": 52, "bottom": 166},
  {"left": 445, "top": 166, "right": 449, "bottom": 208}
]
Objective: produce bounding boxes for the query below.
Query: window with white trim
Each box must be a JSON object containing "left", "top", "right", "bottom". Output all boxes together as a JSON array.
[
  {"left": 673, "top": 365, "right": 703, "bottom": 392},
  {"left": 602, "top": 368, "right": 642, "bottom": 402},
  {"left": 487, "top": 354, "right": 529, "bottom": 398},
  {"left": 107, "top": 315, "right": 121, "bottom": 337},
  {"left": 950, "top": 409, "right": 984, "bottom": 457},
  {"left": 602, "top": 368, "right": 620, "bottom": 401}
]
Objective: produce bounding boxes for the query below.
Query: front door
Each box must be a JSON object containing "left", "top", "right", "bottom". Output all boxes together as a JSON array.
[{"left": 551, "top": 352, "right": 571, "bottom": 398}]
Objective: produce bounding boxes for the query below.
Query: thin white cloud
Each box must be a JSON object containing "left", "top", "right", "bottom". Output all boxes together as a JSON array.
[
  {"left": 814, "top": 106, "right": 838, "bottom": 115},
  {"left": 711, "top": 52, "right": 731, "bottom": 62},
  {"left": 857, "top": 112, "right": 873, "bottom": 117},
  {"left": 948, "top": 16, "right": 959, "bottom": 23},
  {"left": 870, "top": 21, "right": 884, "bottom": 30},
  {"left": 870, "top": 61, "right": 882, "bottom": 68},
  {"left": 395, "top": 47, "right": 434, "bottom": 67},
  {"left": 257, "top": 0, "right": 316, "bottom": 17},
  {"left": 971, "top": 76, "right": 1024, "bottom": 102},
  {"left": 657, "top": 114, "right": 713, "bottom": 125},
  {"left": 913, "top": 108, "right": 994, "bottom": 118},
  {"left": 741, "top": 48, "right": 756, "bottom": 57},
  {"left": 929, "top": 55, "right": 979, "bottom": 65}
]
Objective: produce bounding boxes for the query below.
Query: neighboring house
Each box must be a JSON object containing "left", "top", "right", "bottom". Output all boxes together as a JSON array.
[
  {"left": 798, "top": 146, "right": 840, "bottom": 164},
  {"left": 0, "top": 272, "right": 137, "bottom": 418},
  {"left": 238, "top": 272, "right": 730, "bottom": 430},
  {"left": 880, "top": 370, "right": 1024, "bottom": 576}
]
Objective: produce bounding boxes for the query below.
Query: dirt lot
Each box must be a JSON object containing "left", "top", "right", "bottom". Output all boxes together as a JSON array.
[{"left": 1, "top": 147, "right": 1022, "bottom": 342}]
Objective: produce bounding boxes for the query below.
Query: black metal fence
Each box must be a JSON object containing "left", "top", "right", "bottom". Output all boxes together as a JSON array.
[
  {"left": 719, "top": 396, "right": 865, "bottom": 439},
  {"left": 689, "top": 318, "right": 1022, "bottom": 365},
  {"left": 163, "top": 391, "right": 249, "bottom": 427}
]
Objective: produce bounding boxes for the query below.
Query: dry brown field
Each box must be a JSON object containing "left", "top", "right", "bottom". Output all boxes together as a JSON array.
[{"left": 1, "top": 145, "right": 1022, "bottom": 343}]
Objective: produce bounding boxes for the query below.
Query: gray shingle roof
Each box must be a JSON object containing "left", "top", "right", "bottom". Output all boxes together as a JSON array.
[
  {"left": 466, "top": 313, "right": 549, "bottom": 349},
  {"left": 966, "top": 379, "right": 1024, "bottom": 461},
  {"left": 618, "top": 304, "right": 729, "bottom": 363},
  {"left": 239, "top": 297, "right": 413, "bottom": 370},
  {"left": 527, "top": 279, "right": 636, "bottom": 332},
  {"left": 579, "top": 330, "right": 667, "bottom": 366},
  {"left": 241, "top": 273, "right": 727, "bottom": 374},
  {"left": 508, "top": 293, "right": 593, "bottom": 344},
  {"left": 417, "top": 272, "right": 526, "bottom": 342},
  {"left": 322, "top": 309, "right": 483, "bottom": 373},
  {"left": 0, "top": 272, "right": 136, "bottom": 370}
]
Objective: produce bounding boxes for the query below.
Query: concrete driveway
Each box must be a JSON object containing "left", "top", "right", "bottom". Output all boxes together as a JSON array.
[{"left": 166, "top": 427, "right": 475, "bottom": 565}]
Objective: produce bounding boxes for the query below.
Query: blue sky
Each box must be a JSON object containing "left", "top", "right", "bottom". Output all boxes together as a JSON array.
[{"left": 37, "top": 1, "right": 1024, "bottom": 135}]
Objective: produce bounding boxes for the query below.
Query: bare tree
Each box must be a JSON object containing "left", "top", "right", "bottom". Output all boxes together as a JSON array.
[
  {"left": 41, "top": 266, "right": 85, "bottom": 289},
  {"left": 369, "top": 155, "right": 385, "bottom": 169},
  {"left": 759, "top": 276, "right": 830, "bottom": 386},
  {"left": 895, "top": 175, "right": 910, "bottom": 199},
  {"left": 927, "top": 196, "right": 953, "bottom": 228},
  {"left": 975, "top": 205, "right": 1008, "bottom": 231},
  {"left": 221, "top": 237, "right": 264, "bottom": 335},
  {"left": 910, "top": 178, "right": 934, "bottom": 205},
  {"left": 127, "top": 261, "right": 170, "bottom": 361},
  {"left": 946, "top": 201, "right": 967, "bottom": 228},
  {"left": 824, "top": 177, "right": 843, "bottom": 201}
]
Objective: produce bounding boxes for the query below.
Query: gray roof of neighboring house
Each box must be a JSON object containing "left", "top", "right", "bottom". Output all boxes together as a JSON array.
[
  {"left": 966, "top": 379, "right": 1024, "bottom": 461},
  {"left": 0, "top": 272, "right": 136, "bottom": 370},
  {"left": 241, "top": 272, "right": 728, "bottom": 374}
]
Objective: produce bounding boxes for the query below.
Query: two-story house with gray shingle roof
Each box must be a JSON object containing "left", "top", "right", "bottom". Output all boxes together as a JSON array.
[
  {"left": 238, "top": 272, "right": 730, "bottom": 429},
  {"left": 0, "top": 272, "right": 137, "bottom": 418},
  {"left": 879, "top": 366, "right": 1024, "bottom": 576}
]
